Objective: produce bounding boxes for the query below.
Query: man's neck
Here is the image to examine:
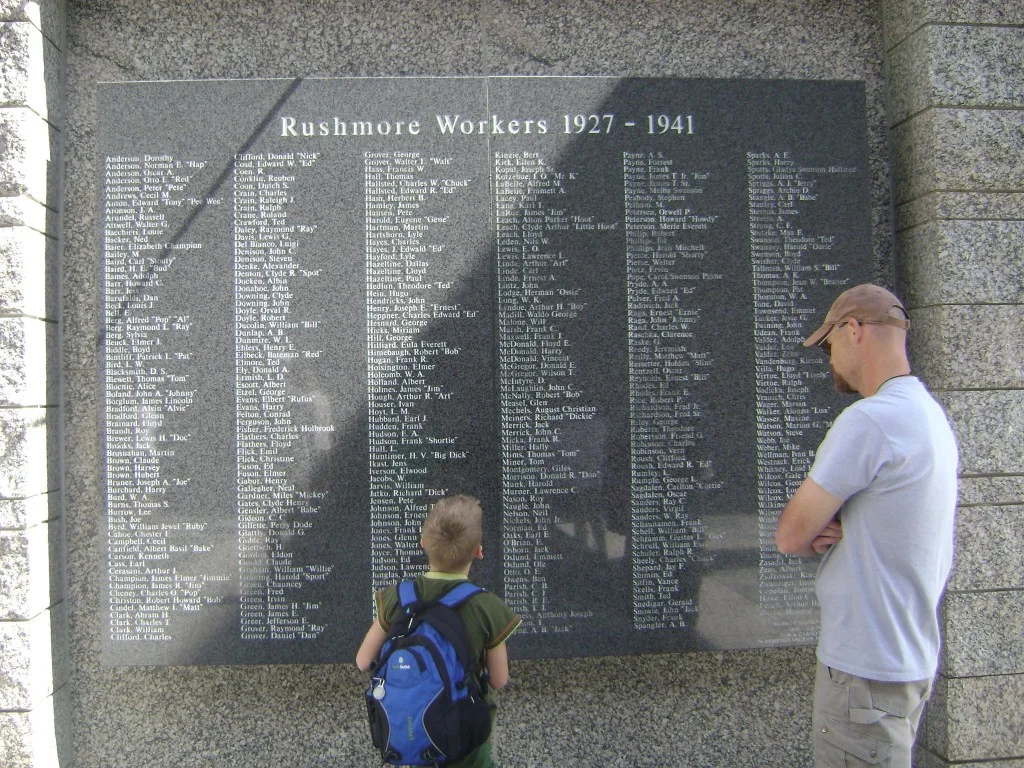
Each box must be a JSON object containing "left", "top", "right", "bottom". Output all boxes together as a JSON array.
[{"left": 860, "top": 361, "right": 912, "bottom": 397}]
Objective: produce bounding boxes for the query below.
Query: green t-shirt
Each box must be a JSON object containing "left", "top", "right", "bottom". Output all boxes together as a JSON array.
[
  {"left": 375, "top": 572, "right": 520, "bottom": 672},
  {"left": 374, "top": 572, "right": 521, "bottom": 768}
]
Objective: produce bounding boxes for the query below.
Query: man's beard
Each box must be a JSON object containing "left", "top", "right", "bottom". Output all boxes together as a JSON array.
[{"left": 831, "top": 364, "right": 856, "bottom": 395}]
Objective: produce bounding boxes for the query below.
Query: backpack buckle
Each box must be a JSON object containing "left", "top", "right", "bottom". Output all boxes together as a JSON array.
[
  {"left": 422, "top": 747, "right": 442, "bottom": 763},
  {"left": 371, "top": 679, "right": 385, "bottom": 700}
]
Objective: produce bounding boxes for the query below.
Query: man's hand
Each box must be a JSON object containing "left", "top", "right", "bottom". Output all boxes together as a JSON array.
[
  {"left": 776, "top": 477, "right": 844, "bottom": 557},
  {"left": 810, "top": 519, "right": 843, "bottom": 555}
]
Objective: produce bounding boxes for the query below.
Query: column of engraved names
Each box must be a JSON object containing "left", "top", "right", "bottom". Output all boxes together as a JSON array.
[
  {"left": 623, "top": 151, "right": 720, "bottom": 630},
  {"left": 365, "top": 150, "right": 470, "bottom": 593},
  {"left": 749, "top": 151, "right": 835, "bottom": 641},
  {"left": 103, "top": 153, "right": 217, "bottom": 642},
  {"left": 233, "top": 151, "right": 329, "bottom": 642},
  {"left": 495, "top": 150, "right": 606, "bottom": 635}
]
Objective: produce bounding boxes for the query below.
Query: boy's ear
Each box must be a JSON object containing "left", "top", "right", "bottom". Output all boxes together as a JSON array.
[{"left": 474, "top": 543, "right": 484, "bottom": 560}]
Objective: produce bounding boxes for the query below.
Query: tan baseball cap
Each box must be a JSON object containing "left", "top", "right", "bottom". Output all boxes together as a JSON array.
[{"left": 802, "top": 284, "right": 910, "bottom": 348}]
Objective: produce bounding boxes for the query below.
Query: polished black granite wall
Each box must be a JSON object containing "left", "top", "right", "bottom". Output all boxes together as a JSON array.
[{"left": 97, "top": 77, "right": 869, "bottom": 664}]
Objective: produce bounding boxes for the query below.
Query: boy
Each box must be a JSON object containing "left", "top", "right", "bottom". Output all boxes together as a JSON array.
[{"left": 357, "top": 494, "right": 521, "bottom": 768}]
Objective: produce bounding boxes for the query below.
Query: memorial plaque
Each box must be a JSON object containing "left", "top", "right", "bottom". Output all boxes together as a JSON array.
[{"left": 98, "top": 77, "right": 871, "bottom": 664}]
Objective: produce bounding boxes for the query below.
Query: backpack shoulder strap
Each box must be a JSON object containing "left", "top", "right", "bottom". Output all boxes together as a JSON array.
[
  {"left": 423, "top": 582, "right": 487, "bottom": 678},
  {"left": 382, "top": 579, "right": 422, "bottom": 641},
  {"left": 396, "top": 578, "right": 420, "bottom": 611},
  {"left": 438, "top": 581, "right": 484, "bottom": 609}
]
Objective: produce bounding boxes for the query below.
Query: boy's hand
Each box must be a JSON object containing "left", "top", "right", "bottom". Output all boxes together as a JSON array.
[
  {"left": 485, "top": 642, "right": 510, "bottom": 689},
  {"left": 356, "top": 622, "right": 388, "bottom": 671}
]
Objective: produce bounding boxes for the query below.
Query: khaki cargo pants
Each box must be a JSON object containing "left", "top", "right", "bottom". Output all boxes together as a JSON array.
[{"left": 813, "top": 661, "right": 932, "bottom": 768}]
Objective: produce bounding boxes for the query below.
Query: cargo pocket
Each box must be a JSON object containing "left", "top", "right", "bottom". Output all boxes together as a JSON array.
[
  {"left": 817, "top": 713, "right": 892, "bottom": 767},
  {"left": 847, "top": 673, "right": 911, "bottom": 727},
  {"left": 868, "top": 680, "right": 916, "bottom": 719},
  {"left": 820, "top": 665, "right": 851, "bottom": 719}
]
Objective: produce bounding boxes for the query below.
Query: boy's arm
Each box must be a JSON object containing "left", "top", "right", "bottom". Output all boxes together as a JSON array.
[
  {"left": 485, "top": 642, "right": 509, "bottom": 689},
  {"left": 356, "top": 621, "right": 387, "bottom": 672}
]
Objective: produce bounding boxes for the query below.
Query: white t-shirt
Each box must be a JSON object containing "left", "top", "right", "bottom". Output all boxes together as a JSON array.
[{"left": 809, "top": 376, "right": 958, "bottom": 682}]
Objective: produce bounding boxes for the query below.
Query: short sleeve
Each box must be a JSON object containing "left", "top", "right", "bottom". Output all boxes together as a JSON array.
[
  {"left": 464, "top": 592, "right": 521, "bottom": 650},
  {"left": 809, "top": 407, "right": 891, "bottom": 502},
  {"left": 375, "top": 579, "right": 520, "bottom": 661},
  {"left": 375, "top": 586, "right": 399, "bottom": 632}
]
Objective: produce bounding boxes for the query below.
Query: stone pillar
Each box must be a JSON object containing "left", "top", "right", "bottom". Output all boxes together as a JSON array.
[
  {"left": 0, "top": 1, "right": 67, "bottom": 766},
  {"left": 883, "top": 1, "right": 1024, "bottom": 765}
]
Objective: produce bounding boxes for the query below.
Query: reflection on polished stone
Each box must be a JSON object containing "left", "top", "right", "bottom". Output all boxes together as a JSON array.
[{"left": 97, "top": 76, "right": 871, "bottom": 665}]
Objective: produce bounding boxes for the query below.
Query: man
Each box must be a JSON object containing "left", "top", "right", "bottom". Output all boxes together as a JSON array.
[{"left": 775, "top": 284, "right": 958, "bottom": 768}]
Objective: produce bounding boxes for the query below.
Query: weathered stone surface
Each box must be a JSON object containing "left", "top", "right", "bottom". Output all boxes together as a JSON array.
[
  {"left": 0, "top": 1, "right": 66, "bottom": 51},
  {"left": 0, "top": 524, "right": 51, "bottom": 619},
  {"left": 0, "top": 406, "right": 50, "bottom": 497},
  {"left": 959, "top": 476, "right": 1024, "bottom": 507},
  {"left": 0, "top": 22, "right": 49, "bottom": 120},
  {"left": 899, "top": 219, "right": 1024, "bottom": 306},
  {"left": 885, "top": 22, "right": 932, "bottom": 123},
  {"left": 941, "top": 590, "right": 1024, "bottom": 677},
  {"left": 892, "top": 109, "right": 1024, "bottom": 203},
  {"left": 0, "top": 611, "right": 53, "bottom": 709},
  {"left": 0, "top": 711, "right": 32, "bottom": 768},
  {"left": 937, "top": 391, "right": 1024, "bottom": 476},
  {"left": 47, "top": 0, "right": 1024, "bottom": 765},
  {"left": 0, "top": 195, "right": 50, "bottom": 232},
  {"left": 0, "top": 226, "right": 50, "bottom": 317},
  {"left": 0, "top": 702, "right": 58, "bottom": 768},
  {"left": 923, "top": 673, "right": 1024, "bottom": 761},
  {"left": 883, "top": 0, "right": 1024, "bottom": 50},
  {"left": 0, "top": 317, "right": 52, "bottom": 407},
  {"left": 887, "top": 25, "right": 1024, "bottom": 124},
  {"left": 917, "top": 748, "right": 1024, "bottom": 768},
  {"left": 948, "top": 504, "right": 1024, "bottom": 592},
  {"left": 0, "top": 493, "right": 50, "bottom": 529},
  {"left": 897, "top": 191, "right": 1024, "bottom": 232},
  {"left": 0, "top": 1, "right": 40, "bottom": 26},
  {"left": 910, "top": 305, "right": 1024, "bottom": 390},
  {"left": 0, "top": 108, "right": 53, "bottom": 201}
]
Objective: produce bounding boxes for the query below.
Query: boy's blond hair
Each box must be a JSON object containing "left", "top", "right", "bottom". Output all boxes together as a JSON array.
[{"left": 421, "top": 495, "right": 483, "bottom": 572}]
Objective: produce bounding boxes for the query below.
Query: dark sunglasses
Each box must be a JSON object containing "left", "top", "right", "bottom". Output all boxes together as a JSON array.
[{"left": 816, "top": 321, "right": 851, "bottom": 355}]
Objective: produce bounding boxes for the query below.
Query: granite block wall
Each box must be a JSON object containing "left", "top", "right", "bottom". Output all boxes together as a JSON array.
[
  {"left": 0, "top": 1, "right": 68, "bottom": 766},
  {"left": 58, "top": 2, "right": 891, "bottom": 766},
  {"left": 884, "top": 0, "right": 1024, "bottom": 765}
]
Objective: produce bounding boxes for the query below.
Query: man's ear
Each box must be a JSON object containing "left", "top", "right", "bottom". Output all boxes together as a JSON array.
[{"left": 847, "top": 318, "right": 867, "bottom": 345}]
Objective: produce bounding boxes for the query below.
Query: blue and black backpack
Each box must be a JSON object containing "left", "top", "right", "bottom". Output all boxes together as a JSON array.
[{"left": 366, "top": 579, "right": 492, "bottom": 766}]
